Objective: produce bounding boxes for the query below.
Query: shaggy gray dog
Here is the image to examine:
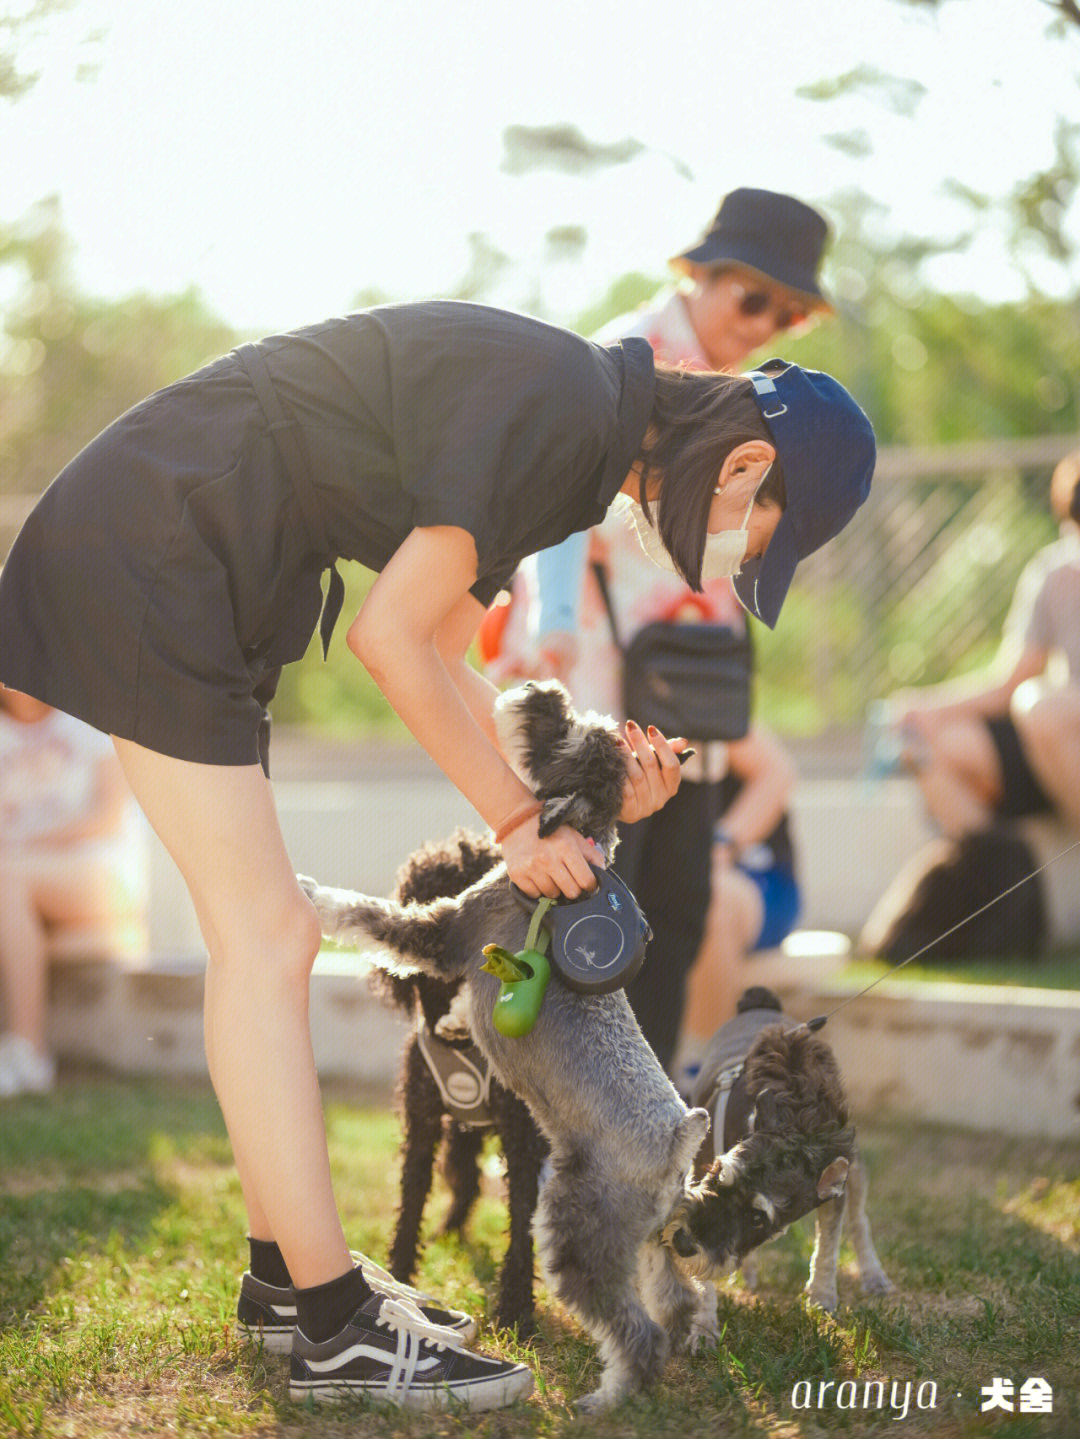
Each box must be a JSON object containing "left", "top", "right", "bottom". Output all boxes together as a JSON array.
[
  {"left": 300, "top": 681, "right": 712, "bottom": 1410},
  {"left": 670, "top": 988, "right": 892, "bottom": 1332}
]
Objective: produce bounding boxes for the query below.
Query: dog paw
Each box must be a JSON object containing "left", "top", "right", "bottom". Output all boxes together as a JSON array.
[
  {"left": 805, "top": 1284, "right": 839, "bottom": 1313},
  {"left": 687, "top": 1320, "right": 722, "bottom": 1355},
  {"left": 860, "top": 1269, "right": 895, "bottom": 1297},
  {"left": 575, "top": 1390, "right": 616, "bottom": 1414},
  {"left": 738, "top": 1254, "right": 759, "bottom": 1292},
  {"left": 296, "top": 874, "right": 320, "bottom": 902}
]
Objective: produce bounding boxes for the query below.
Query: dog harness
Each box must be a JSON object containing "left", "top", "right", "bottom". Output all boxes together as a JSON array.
[
  {"left": 694, "top": 1010, "right": 828, "bottom": 1170},
  {"left": 697, "top": 1065, "right": 755, "bottom": 1169},
  {"left": 415, "top": 1019, "right": 494, "bottom": 1130}
]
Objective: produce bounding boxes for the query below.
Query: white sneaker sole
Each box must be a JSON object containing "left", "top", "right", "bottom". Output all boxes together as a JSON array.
[
  {"left": 289, "top": 1366, "right": 534, "bottom": 1410},
  {"left": 237, "top": 1322, "right": 294, "bottom": 1356}
]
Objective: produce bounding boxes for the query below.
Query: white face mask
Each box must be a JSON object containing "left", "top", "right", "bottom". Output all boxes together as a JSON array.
[
  {"left": 615, "top": 466, "right": 770, "bottom": 581},
  {"left": 699, "top": 485, "right": 759, "bottom": 582}
]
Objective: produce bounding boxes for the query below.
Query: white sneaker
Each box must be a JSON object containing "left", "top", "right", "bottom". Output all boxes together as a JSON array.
[{"left": 0, "top": 1033, "right": 55, "bottom": 1098}]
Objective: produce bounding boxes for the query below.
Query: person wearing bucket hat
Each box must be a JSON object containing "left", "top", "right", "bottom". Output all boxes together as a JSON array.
[
  {"left": 658, "top": 187, "right": 834, "bottom": 375},
  {"left": 673, "top": 187, "right": 833, "bottom": 311}
]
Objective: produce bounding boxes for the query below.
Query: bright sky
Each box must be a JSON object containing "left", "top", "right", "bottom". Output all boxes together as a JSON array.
[{"left": 3, "top": 0, "right": 1079, "bottom": 334}]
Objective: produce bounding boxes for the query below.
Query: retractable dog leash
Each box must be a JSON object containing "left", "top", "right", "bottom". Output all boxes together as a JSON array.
[
  {"left": 483, "top": 866, "right": 652, "bottom": 1036},
  {"left": 797, "top": 835, "right": 1080, "bottom": 1035},
  {"left": 511, "top": 865, "right": 651, "bottom": 995}
]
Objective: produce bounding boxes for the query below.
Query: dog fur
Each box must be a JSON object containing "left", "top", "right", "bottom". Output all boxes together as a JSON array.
[
  {"left": 300, "top": 681, "right": 714, "bottom": 1410},
  {"left": 671, "top": 987, "right": 892, "bottom": 1328},
  {"left": 371, "top": 829, "right": 547, "bottom": 1335}
]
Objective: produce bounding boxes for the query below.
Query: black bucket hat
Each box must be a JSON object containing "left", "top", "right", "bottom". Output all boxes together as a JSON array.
[{"left": 672, "top": 188, "right": 832, "bottom": 310}]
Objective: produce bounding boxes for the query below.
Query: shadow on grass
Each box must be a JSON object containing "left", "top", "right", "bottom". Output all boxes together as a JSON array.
[{"left": 0, "top": 1069, "right": 228, "bottom": 1324}]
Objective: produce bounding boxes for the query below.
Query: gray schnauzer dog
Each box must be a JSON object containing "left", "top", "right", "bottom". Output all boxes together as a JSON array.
[
  {"left": 667, "top": 987, "right": 892, "bottom": 1335},
  {"left": 300, "top": 681, "right": 716, "bottom": 1410}
]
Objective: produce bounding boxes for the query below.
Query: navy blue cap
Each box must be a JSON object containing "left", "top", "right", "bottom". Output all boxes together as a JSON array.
[{"left": 733, "top": 360, "right": 876, "bottom": 629}]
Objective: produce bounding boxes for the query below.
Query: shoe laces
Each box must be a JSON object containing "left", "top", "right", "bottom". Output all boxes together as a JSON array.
[
  {"left": 374, "top": 1297, "right": 467, "bottom": 1354},
  {"left": 373, "top": 1297, "right": 466, "bottom": 1399}
]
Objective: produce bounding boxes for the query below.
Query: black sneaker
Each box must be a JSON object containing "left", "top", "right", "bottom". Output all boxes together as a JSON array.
[
  {"left": 236, "top": 1272, "right": 298, "bottom": 1355},
  {"left": 237, "top": 1258, "right": 476, "bottom": 1355},
  {"left": 289, "top": 1294, "right": 534, "bottom": 1410}
]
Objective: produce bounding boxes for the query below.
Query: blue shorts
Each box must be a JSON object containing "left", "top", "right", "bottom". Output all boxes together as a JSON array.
[{"left": 736, "top": 864, "right": 802, "bottom": 951}]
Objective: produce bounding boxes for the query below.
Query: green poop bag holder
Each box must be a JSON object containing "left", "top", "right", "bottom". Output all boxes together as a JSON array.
[
  {"left": 482, "top": 866, "right": 651, "bottom": 1037},
  {"left": 482, "top": 897, "right": 555, "bottom": 1037}
]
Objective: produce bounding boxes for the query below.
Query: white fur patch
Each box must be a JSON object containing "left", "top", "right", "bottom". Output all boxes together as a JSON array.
[
  {"left": 716, "top": 1151, "right": 744, "bottom": 1187},
  {"left": 752, "top": 1193, "right": 777, "bottom": 1224},
  {"left": 492, "top": 690, "right": 531, "bottom": 783}
]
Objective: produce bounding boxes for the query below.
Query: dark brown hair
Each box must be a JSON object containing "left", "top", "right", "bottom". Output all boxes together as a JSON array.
[{"left": 636, "top": 366, "right": 786, "bottom": 590}]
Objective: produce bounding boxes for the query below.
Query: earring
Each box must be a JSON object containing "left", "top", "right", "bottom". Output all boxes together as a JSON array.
[{"left": 713, "top": 483, "right": 727, "bottom": 496}]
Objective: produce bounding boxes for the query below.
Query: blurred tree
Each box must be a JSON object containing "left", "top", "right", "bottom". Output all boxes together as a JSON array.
[
  {"left": 1, "top": 0, "right": 100, "bottom": 102},
  {"left": 0, "top": 197, "right": 236, "bottom": 497},
  {"left": 893, "top": 0, "right": 1079, "bottom": 31}
]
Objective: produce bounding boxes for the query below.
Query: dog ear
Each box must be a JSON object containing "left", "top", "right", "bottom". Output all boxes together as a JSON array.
[
  {"left": 816, "top": 1156, "right": 850, "bottom": 1200},
  {"left": 752, "top": 1088, "right": 779, "bottom": 1133},
  {"left": 538, "top": 795, "right": 576, "bottom": 837}
]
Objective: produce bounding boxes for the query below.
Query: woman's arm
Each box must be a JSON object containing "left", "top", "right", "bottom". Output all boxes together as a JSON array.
[
  {"left": 349, "top": 526, "right": 600, "bottom": 898},
  {"left": 717, "top": 727, "right": 797, "bottom": 854}
]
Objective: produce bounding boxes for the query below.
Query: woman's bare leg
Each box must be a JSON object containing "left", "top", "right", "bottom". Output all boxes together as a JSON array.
[
  {"left": 112, "top": 738, "right": 350, "bottom": 1287},
  {"left": 0, "top": 862, "right": 51, "bottom": 1052},
  {"left": 193, "top": 895, "right": 274, "bottom": 1242},
  {"left": 911, "top": 717, "right": 1002, "bottom": 838},
  {"left": 0, "top": 850, "right": 133, "bottom": 1052}
]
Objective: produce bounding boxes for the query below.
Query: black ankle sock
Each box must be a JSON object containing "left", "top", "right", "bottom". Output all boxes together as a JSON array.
[
  {"left": 294, "top": 1265, "right": 374, "bottom": 1344},
  {"left": 247, "top": 1237, "right": 293, "bottom": 1290}
]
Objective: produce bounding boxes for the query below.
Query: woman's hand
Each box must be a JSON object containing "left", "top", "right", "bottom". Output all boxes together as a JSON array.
[
  {"left": 500, "top": 814, "right": 604, "bottom": 900},
  {"left": 618, "top": 721, "right": 687, "bottom": 824}
]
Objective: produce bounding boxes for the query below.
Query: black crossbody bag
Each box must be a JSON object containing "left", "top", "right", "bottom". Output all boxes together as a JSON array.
[{"left": 590, "top": 561, "right": 753, "bottom": 742}]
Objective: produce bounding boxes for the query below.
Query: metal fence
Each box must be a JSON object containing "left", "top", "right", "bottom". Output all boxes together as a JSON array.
[{"left": 4, "top": 430, "right": 1079, "bottom": 732}]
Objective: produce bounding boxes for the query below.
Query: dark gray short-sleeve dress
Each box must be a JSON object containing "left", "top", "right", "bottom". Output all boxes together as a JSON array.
[{"left": 0, "top": 301, "right": 655, "bottom": 767}]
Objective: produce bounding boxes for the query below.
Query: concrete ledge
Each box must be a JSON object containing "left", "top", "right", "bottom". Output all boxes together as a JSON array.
[
  {"left": 783, "top": 980, "right": 1080, "bottom": 1140},
  {"left": 48, "top": 951, "right": 408, "bottom": 1082}
]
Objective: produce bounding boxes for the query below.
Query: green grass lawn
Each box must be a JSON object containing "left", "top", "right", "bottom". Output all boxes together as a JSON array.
[
  {"left": 1, "top": 1071, "right": 1077, "bottom": 1438},
  {"left": 834, "top": 954, "right": 1080, "bottom": 993}
]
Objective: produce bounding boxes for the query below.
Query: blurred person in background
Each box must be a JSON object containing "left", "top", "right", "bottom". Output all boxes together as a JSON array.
[
  {"left": 489, "top": 188, "right": 832, "bottom": 1072},
  {"left": 0, "top": 686, "right": 145, "bottom": 1097},
  {"left": 890, "top": 448, "right": 1080, "bottom": 840},
  {"left": 671, "top": 723, "right": 800, "bottom": 1091}
]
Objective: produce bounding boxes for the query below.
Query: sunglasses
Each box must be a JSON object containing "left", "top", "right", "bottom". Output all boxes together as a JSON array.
[{"left": 730, "top": 281, "right": 808, "bottom": 332}]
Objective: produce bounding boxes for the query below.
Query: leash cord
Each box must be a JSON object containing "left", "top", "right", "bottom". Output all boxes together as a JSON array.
[
  {"left": 814, "top": 835, "right": 1080, "bottom": 1027},
  {"left": 525, "top": 895, "right": 554, "bottom": 956}
]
